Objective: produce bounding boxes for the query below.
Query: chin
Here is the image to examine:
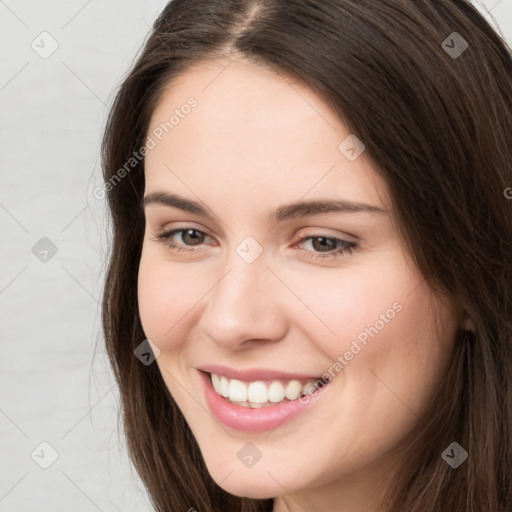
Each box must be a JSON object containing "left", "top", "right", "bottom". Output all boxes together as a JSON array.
[
  {"left": 218, "top": 480, "right": 278, "bottom": 500},
  {"left": 208, "top": 467, "right": 283, "bottom": 499}
]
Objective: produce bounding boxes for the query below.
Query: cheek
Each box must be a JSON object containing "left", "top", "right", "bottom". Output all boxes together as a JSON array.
[
  {"left": 294, "top": 253, "right": 453, "bottom": 400},
  {"left": 137, "top": 250, "right": 197, "bottom": 347},
  {"left": 283, "top": 254, "right": 415, "bottom": 358},
  {"left": 320, "top": 276, "right": 455, "bottom": 439}
]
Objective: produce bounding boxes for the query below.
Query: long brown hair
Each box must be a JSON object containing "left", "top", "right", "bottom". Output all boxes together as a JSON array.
[{"left": 100, "top": 1, "right": 512, "bottom": 510}]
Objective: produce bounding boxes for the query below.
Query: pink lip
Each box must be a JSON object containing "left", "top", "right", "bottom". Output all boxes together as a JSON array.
[
  {"left": 198, "top": 370, "right": 329, "bottom": 432},
  {"left": 198, "top": 364, "right": 323, "bottom": 382}
]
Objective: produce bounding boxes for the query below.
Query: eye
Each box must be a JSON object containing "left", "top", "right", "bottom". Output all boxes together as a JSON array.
[
  {"left": 151, "top": 228, "right": 357, "bottom": 260},
  {"left": 151, "top": 228, "right": 213, "bottom": 254},
  {"left": 293, "top": 235, "right": 356, "bottom": 261}
]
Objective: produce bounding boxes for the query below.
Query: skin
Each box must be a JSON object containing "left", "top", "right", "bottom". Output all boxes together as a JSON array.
[{"left": 137, "top": 56, "right": 461, "bottom": 512}]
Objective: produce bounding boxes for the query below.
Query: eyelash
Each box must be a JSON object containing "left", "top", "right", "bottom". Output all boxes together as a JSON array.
[{"left": 152, "top": 228, "right": 356, "bottom": 260}]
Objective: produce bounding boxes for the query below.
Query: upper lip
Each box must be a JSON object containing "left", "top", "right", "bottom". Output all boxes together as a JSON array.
[{"left": 198, "top": 364, "right": 323, "bottom": 382}]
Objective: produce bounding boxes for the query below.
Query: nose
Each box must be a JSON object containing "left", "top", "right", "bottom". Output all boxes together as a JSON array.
[{"left": 200, "top": 250, "right": 289, "bottom": 350}]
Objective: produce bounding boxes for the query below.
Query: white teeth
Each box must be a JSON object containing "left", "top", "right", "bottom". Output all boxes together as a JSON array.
[
  {"left": 211, "top": 372, "right": 221, "bottom": 394},
  {"left": 228, "top": 379, "right": 247, "bottom": 402},
  {"left": 247, "top": 381, "right": 268, "bottom": 403},
  {"left": 219, "top": 376, "right": 230, "bottom": 398},
  {"left": 284, "top": 380, "right": 303, "bottom": 400},
  {"left": 268, "top": 381, "right": 285, "bottom": 403},
  {"left": 209, "top": 372, "right": 322, "bottom": 406}
]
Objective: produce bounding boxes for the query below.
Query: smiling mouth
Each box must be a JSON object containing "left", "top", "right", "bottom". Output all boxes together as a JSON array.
[{"left": 207, "top": 371, "right": 327, "bottom": 408}]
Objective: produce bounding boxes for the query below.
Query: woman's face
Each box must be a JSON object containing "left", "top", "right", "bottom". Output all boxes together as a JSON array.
[{"left": 138, "top": 57, "right": 459, "bottom": 507}]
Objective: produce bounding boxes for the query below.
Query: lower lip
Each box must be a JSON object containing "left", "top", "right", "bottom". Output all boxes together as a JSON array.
[{"left": 199, "top": 370, "right": 328, "bottom": 432}]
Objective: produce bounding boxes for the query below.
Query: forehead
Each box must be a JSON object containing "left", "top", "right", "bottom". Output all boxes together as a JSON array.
[{"left": 144, "top": 57, "right": 389, "bottom": 212}]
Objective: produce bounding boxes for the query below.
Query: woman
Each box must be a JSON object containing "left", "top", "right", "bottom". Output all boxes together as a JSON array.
[{"left": 100, "top": 1, "right": 512, "bottom": 510}]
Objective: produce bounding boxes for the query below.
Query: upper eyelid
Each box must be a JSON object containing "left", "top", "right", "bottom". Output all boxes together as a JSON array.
[{"left": 153, "top": 222, "right": 213, "bottom": 237}]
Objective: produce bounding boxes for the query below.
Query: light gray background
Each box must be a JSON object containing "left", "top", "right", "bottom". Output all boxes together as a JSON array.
[{"left": 1, "top": 1, "right": 511, "bottom": 511}]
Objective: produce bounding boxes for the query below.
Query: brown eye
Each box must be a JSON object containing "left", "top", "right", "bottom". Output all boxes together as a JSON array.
[
  {"left": 309, "top": 236, "right": 338, "bottom": 252},
  {"left": 295, "top": 235, "right": 356, "bottom": 261},
  {"left": 179, "top": 229, "right": 206, "bottom": 246},
  {"left": 153, "top": 227, "right": 213, "bottom": 253}
]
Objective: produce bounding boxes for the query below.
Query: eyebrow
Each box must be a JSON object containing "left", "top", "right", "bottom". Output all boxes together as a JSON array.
[{"left": 142, "top": 191, "right": 388, "bottom": 222}]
